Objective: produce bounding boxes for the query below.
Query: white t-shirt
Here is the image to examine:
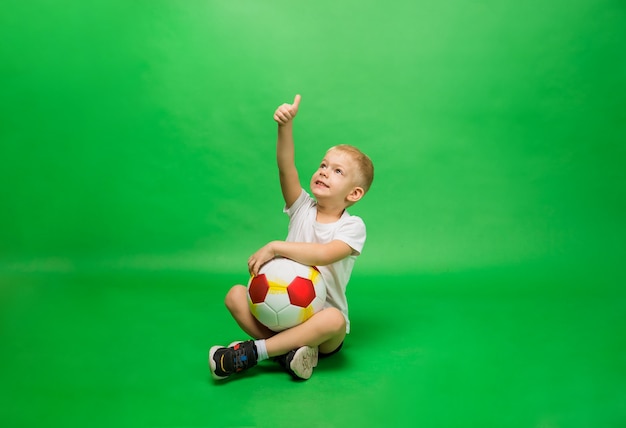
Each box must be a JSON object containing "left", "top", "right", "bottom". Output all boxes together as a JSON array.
[{"left": 284, "top": 189, "right": 366, "bottom": 333}]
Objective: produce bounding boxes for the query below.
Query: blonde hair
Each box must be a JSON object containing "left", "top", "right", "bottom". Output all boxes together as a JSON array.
[{"left": 327, "top": 144, "right": 374, "bottom": 193}]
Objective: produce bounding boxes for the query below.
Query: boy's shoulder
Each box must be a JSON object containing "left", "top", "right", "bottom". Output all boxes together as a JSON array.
[{"left": 341, "top": 211, "right": 365, "bottom": 227}]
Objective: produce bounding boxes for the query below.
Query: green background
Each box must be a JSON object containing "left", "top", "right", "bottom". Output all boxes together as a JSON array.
[{"left": 1, "top": 1, "right": 625, "bottom": 427}]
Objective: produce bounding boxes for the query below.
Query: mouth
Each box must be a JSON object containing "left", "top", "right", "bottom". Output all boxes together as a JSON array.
[{"left": 314, "top": 180, "right": 329, "bottom": 188}]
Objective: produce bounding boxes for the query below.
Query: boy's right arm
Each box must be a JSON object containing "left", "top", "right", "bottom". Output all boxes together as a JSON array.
[{"left": 274, "top": 94, "right": 302, "bottom": 209}]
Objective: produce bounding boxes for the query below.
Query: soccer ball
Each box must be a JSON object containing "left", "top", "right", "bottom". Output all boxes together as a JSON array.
[{"left": 247, "top": 257, "right": 327, "bottom": 332}]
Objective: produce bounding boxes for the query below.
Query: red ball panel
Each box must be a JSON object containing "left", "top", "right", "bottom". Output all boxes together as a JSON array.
[
  {"left": 287, "top": 276, "right": 316, "bottom": 308},
  {"left": 249, "top": 274, "right": 269, "bottom": 304}
]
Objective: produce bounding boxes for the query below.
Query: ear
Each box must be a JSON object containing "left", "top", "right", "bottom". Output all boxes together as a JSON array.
[{"left": 346, "top": 186, "right": 365, "bottom": 203}]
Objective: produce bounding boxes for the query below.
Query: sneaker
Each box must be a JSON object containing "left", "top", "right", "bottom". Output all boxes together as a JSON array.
[
  {"left": 209, "top": 340, "right": 258, "bottom": 380},
  {"left": 276, "top": 346, "right": 319, "bottom": 380}
]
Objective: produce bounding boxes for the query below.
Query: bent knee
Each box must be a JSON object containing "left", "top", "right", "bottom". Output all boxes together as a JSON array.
[
  {"left": 224, "top": 285, "right": 248, "bottom": 311},
  {"left": 322, "top": 307, "right": 347, "bottom": 335}
]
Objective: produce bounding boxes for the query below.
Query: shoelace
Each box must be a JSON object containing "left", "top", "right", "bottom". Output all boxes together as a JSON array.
[{"left": 231, "top": 344, "right": 252, "bottom": 371}]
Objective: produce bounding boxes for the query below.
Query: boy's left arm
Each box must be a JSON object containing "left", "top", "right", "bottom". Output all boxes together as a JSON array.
[{"left": 248, "top": 241, "right": 352, "bottom": 276}]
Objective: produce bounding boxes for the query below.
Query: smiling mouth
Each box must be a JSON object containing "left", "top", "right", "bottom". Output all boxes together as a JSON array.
[{"left": 315, "top": 180, "right": 329, "bottom": 188}]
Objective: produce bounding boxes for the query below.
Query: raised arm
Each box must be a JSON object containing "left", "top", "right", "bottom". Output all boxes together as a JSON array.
[{"left": 274, "top": 94, "right": 302, "bottom": 208}]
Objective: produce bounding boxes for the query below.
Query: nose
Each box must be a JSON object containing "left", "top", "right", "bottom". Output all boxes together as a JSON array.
[{"left": 319, "top": 169, "right": 328, "bottom": 177}]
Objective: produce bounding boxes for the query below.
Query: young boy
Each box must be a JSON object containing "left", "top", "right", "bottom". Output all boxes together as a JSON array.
[{"left": 209, "top": 94, "right": 374, "bottom": 381}]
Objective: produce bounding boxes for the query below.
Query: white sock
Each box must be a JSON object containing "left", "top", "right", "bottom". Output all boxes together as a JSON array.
[{"left": 254, "top": 340, "right": 269, "bottom": 362}]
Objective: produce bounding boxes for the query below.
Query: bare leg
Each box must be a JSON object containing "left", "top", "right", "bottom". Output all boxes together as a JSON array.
[
  {"left": 225, "top": 285, "right": 276, "bottom": 340},
  {"left": 225, "top": 284, "right": 346, "bottom": 357},
  {"left": 265, "top": 307, "right": 346, "bottom": 357}
]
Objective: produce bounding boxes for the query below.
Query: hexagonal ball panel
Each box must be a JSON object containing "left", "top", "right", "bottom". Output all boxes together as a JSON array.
[
  {"left": 287, "top": 276, "right": 316, "bottom": 308},
  {"left": 248, "top": 274, "right": 269, "bottom": 304}
]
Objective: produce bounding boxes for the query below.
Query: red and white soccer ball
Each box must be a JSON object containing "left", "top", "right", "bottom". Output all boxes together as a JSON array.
[{"left": 247, "top": 257, "right": 327, "bottom": 332}]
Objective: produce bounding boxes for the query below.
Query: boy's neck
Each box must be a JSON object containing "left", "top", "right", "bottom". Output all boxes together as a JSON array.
[{"left": 315, "top": 204, "right": 346, "bottom": 224}]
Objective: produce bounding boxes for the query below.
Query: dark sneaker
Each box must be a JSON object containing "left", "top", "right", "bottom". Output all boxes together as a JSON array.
[
  {"left": 276, "top": 346, "right": 318, "bottom": 380},
  {"left": 209, "top": 340, "right": 258, "bottom": 380}
]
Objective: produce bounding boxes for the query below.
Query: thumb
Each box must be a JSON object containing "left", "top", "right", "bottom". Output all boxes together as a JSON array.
[{"left": 292, "top": 94, "right": 301, "bottom": 110}]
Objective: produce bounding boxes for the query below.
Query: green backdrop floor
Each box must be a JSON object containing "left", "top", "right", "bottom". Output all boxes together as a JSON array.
[{"left": 1, "top": 268, "right": 624, "bottom": 427}]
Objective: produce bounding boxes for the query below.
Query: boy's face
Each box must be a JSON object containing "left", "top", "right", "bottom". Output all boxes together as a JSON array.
[{"left": 310, "top": 149, "right": 362, "bottom": 205}]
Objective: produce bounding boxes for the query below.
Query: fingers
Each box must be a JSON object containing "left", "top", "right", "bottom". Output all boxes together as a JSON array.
[
  {"left": 248, "top": 256, "right": 262, "bottom": 276},
  {"left": 273, "top": 104, "right": 294, "bottom": 124},
  {"left": 248, "top": 257, "right": 256, "bottom": 276},
  {"left": 273, "top": 94, "right": 301, "bottom": 124}
]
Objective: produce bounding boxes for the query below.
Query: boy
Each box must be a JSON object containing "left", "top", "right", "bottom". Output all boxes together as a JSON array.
[{"left": 209, "top": 94, "right": 374, "bottom": 380}]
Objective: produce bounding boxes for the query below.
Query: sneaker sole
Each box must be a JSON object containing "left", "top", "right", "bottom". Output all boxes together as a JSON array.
[
  {"left": 289, "top": 346, "right": 319, "bottom": 380},
  {"left": 209, "top": 342, "right": 246, "bottom": 381},
  {"left": 209, "top": 345, "right": 229, "bottom": 380}
]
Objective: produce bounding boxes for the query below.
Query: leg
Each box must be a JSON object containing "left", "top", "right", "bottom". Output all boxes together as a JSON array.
[
  {"left": 209, "top": 284, "right": 274, "bottom": 381},
  {"left": 265, "top": 307, "right": 346, "bottom": 357},
  {"left": 268, "top": 308, "right": 346, "bottom": 380},
  {"left": 224, "top": 285, "right": 275, "bottom": 340},
  {"left": 210, "top": 289, "right": 346, "bottom": 381}
]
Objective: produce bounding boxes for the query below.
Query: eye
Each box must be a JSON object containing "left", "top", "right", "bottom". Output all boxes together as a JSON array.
[
  {"left": 335, "top": 168, "right": 343, "bottom": 175},
  {"left": 320, "top": 163, "right": 327, "bottom": 169}
]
